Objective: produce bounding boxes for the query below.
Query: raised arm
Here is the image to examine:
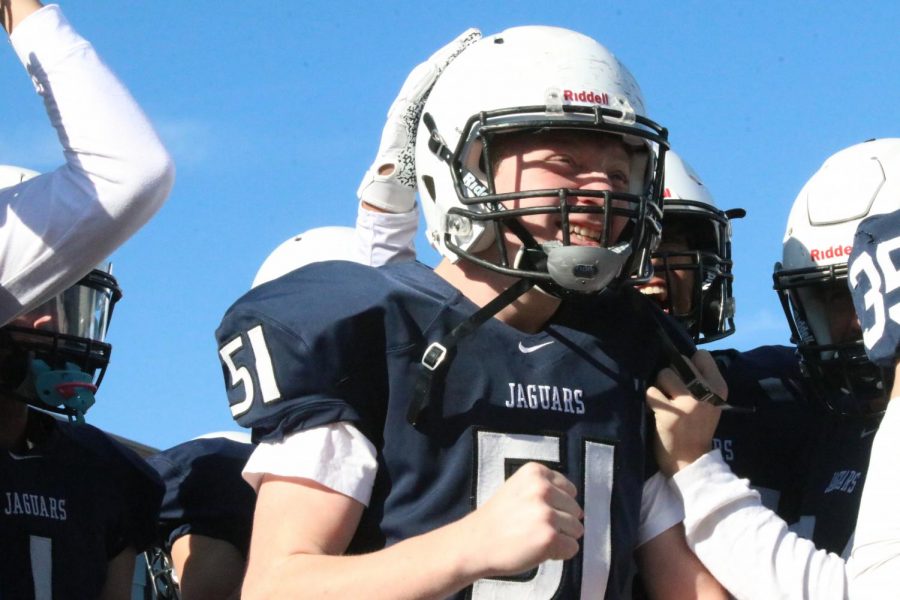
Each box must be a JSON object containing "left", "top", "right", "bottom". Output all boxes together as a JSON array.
[
  {"left": 354, "top": 29, "right": 480, "bottom": 266},
  {"left": 0, "top": 1, "right": 174, "bottom": 324}
]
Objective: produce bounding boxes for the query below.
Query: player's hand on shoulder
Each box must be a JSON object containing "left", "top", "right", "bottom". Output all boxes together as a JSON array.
[
  {"left": 453, "top": 461, "right": 583, "bottom": 579},
  {"left": 357, "top": 28, "right": 481, "bottom": 214},
  {"left": 646, "top": 350, "right": 727, "bottom": 476}
]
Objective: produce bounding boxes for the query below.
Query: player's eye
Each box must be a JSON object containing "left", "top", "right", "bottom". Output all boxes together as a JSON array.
[
  {"left": 610, "top": 170, "right": 630, "bottom": 188},
  {"left": 547, "top": 154, "right": 577, "bottom": 168}
]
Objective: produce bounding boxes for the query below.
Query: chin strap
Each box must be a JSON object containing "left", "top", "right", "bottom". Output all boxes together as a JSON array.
[
  {"left": 624, "top": 286, "right": 751, "bottom": 413},
  {"left": 409, "top": 277, "right": 535, "bottom": 427}
]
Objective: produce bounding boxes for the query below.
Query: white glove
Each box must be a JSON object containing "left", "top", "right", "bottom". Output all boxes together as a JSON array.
[{"left": 357, "top": 28, "right": 481, "bottom": 213}]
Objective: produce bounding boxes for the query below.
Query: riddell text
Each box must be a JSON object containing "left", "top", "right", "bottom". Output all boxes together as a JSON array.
[
  {"left": 809, "top": 245, "right": 852, "bottom": 261},
  {"left": 563, "top": 89, "right": 610, "bottom": 105}
]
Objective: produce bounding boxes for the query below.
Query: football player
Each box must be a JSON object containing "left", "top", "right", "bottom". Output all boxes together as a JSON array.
[
  {"left": 148, "top": 432, "right": 255, "bottom": 600},
  {"left": 847, "top": 207, "right": 900, "bottom": 596},
  {"left": 0, "top": 0, "right": 174, "bottom": 326},
  {"left": 150, "top": 226, "right": 372, "bottom": 600},
  {"left": 218, "top": 26, "right": 728, "bottom": 599},
  {"left": 639, "top": 150, "right": 744, "bottom": 345},
  {"left": 0, "top": 266, "right": 164, "bottom": 598},
  {"left": 642, "top": 151, "right": 820, "bottom": 556},
  {"left": 647, "top": 139, "right": 900, "bottom": 599}
]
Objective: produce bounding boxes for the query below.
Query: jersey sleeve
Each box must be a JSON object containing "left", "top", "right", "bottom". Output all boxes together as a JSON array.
[
  {"left": 215, "top": 263, "right": 391, "bottom": 443},
  {"left": 355, "top": 203, "right": 418, "bottom": 266},
  {"left": 637, "top": 471, "right": 684, "bottom": 546},
  {"left": 0, "top": 5, "right": 173, "bottom": 325},
  {"left": 242, "top": 422, "right": 378, "bottom": 505},
  {"left": 713, "top": 345, "right": 807, "bottom": 409},
  {"left": 148, "top": 438, "right": 256, "bottom": 558},
  {"left": 671, "top": 450, "right": 848, "bottom": 600}
]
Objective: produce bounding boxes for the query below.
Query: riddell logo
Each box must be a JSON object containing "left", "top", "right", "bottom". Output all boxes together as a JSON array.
[
  {"left": 462, "top": 172, "right": 488, "bottom": 197},
  {"left": 563, "top": 89, "right": 610, "bottom": 106},
  {"left": 809, "top": 245, "right": 852, "bottom": 261}
]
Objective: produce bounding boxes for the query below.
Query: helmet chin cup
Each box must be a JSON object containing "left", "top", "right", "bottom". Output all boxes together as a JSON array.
[
  {"left": 545, "top": 241, "right": 631, "bottom": 293},
  {"left": 31, "top": 359, "right": 97, "bottom": 423}
]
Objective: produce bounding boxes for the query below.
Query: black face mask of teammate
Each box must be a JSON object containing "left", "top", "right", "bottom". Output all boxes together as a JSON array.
[{"left": 0, "top": 269, "right": 121, "bottom": 422}]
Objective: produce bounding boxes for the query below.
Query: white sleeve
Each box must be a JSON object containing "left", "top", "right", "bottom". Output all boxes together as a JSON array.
[
  {"left": 671, "top": 450, "right": 848, "bottom": 600},
  {"left": 0, "top": 4, "right": 174, "bottom": 324},
  {"left": 638, "top": 471, "right": 684, "bottom": 546},
  {"left": 354, "top": 202, "right": 418, "bottom": 267},
  {"left": 848, "top": 397, "right": 900, "bottom": 597},
  {"left": 242, "top": 421, "right": 378, "bottom": 506}
]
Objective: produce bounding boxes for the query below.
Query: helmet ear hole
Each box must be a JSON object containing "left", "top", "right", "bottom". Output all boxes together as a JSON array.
[{"left": 422, "top": 175, "right": 437, "bottom": 202}]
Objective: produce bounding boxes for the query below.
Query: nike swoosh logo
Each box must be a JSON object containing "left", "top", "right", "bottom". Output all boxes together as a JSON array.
[
  {"left": 518, "top": 340, "right": 555, "bottom": 354},
  {"left": 860, "top": 428, "right": 879, "bottom": 439}
]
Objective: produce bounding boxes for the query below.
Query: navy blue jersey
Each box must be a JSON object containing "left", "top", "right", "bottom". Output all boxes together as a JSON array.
[
  {"left": 216, "top": 260, "right": 688, "bottom": 599},
  {"left": 0, "top": 409, "right": 163, "bottom": 599},
  {"left": 148, "top": 436, "right": 256, "bottom": 558},
  {"left": 712, "top": 344, "right": 880, "bottom": 555},
  {"left": 711, "top": 345, "right": 815, "bottom": 512},
  {"left": 789, "top": 411, "right": 881, "bottom": 556}
]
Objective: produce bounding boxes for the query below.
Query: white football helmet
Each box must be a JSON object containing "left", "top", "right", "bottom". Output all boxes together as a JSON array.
[
  {"left": 252, "top": 226, "right": 360, "bottom": 288},
  {"left": 0, "top": 164, "right": 40, "bottom": 189},
  {"left": 774, "top": 138, "right": 900, "bottom": 411},
  {"left": 415, "top": 26, "right": 668, "bottom": 295},
  {"left": 649, "top": 151, "right": 744, "bottom": 343}
]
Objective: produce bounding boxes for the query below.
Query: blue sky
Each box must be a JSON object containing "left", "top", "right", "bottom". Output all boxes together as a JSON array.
[{"left": 2, "top": 1, "right": 899, "bottom": 449}]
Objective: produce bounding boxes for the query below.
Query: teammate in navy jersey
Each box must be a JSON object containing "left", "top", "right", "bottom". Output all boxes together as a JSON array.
[
  {"left": 647, "top": 147, "right": 880, "bottom": 561},
  {"left": 847, "top": 207, "right": 900, "bottom": 595},
  {"left": 147, "top": 227, "right": 374, "bottom": 600},
  {"left": 647, "top": 139, "right": 900, "bottom": 599},
  {"left": 0, "top": 267, "right": 163, "bottom": 599},
  {"left": 219, "top": 26, "right": 727, "bottom": 600},
  {"left": 148, "top": 433, "right": 254, "bottom": 600}
]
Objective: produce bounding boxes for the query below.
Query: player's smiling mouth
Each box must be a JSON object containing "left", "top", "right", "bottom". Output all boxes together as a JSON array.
[
  {"left": 565, "top": 223, "right": 604, "bottom": 246},
  {"left": 639, "top": 281, "right": 670, "bottom": 313}
]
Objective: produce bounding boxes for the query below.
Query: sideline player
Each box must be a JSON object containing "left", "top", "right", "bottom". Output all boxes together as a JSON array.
[
  {"left": 0, "top": 0, "right": 174, "bottom": 325},
  {"left": 646, "top": 139, "right": 900, "bottom": 599},
  {"left": 0, "top": 266, "right": 163, "bottom": 598},
  {"left": 218, "top": 26, "right": 726, "bottom": 599}
]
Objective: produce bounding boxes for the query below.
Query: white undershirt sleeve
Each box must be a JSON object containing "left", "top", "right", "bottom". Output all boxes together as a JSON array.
[
  {"left": 355, "top": 202, "right": 418, "bottom": 266},
  {"left": 848, "top": 397, "right": 900, "bottom": 597},
  {"left": 671, "top": 450, "right": 848, "bottom": 600},
  {"left": 242, "top": 421, "right": 378, "bottom": 506},
  {"left": 0, "top": 4, "right": 174, "bottom": 324},
  {"left": 638, "top": 471, "right": 685, "bottom": 546}
]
